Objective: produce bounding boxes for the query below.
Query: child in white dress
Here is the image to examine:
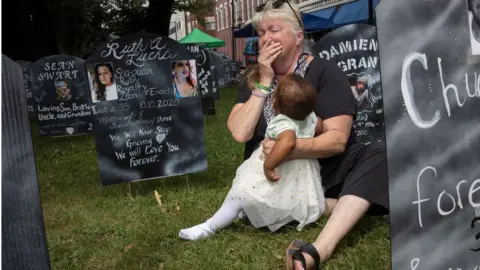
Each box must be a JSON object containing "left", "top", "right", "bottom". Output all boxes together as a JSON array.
[{"left": 179, "top": 74, "right": 325, "bottom": 241}]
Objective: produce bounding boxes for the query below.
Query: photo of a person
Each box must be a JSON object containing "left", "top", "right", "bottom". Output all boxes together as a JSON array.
[
  {"left": 89, "top": 63, "right": 118, "bottom": 103},
  {"left": 468, "top": 0, "right": 480, "bottom": 55},
  {"left": 172, "top": 60, "right": 198, "bottom": 98},
  {"left": 349, "top": 75, "right": 370, "bottom": 111},
  {"left": 55, "top": 80, "right": 72, "bottom": 101}
]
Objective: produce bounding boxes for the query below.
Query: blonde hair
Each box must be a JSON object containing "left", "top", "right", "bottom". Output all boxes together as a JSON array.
[{"left": 251, "top": 0, "right": 304, "bottom": 35}]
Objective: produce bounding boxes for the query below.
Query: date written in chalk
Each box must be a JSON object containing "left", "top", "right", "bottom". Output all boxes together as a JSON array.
[{"left": 139, "top": 99, "right": 179, "bottom": 109}]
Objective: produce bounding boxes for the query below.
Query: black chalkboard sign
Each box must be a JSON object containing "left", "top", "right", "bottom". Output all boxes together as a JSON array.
[
  {"left": 86, "top": 32, "right": 208, "bottom": 185},
  {"left": 31, "top": 55, "right": 93, "bottom": 136},
  {"left": 211, "top": 52, "right": 227, "bottom": 89},
  {"left": 186, "top": 45, "right": 215, "bottom": 98},
  {"left": 17, "top": 60, "right": 36, "bottom": 121},
  {"left": 377, "top": 0, "right": 480, "bottom": 269},
  {"left": 312, "top": 24, "right": 385, "bottom": 145},
  {"left": 2, "top": 55, "right": 51, "bottom": 270},
  {"left": 207, "top": 51, "right": 221, "bottom": 100},
  {"left": 231, "top": 61, "right": 240, "bottom": 83},
  {"left": 224, "top": 58, "right": 232, "bottom": 84}
]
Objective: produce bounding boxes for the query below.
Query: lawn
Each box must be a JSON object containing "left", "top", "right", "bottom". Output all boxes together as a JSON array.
[{"left": 33, "top": 85, "right": 391, "bottom": 270}]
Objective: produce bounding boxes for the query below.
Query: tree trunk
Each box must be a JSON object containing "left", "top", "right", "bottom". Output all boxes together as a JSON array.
[{"left": 146, "top": 0, "right": 173, "bottom": 36}]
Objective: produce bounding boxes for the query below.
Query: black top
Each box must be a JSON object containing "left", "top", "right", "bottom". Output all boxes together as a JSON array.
[{"left": 236, "top": 57, "right": 357, "bottom": 182}]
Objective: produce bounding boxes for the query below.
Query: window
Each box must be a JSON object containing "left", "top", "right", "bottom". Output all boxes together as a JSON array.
[
  {"left": 220, "top": 6, "right": 224, "bottom": 29},
  {"left": 240, "top": 0, "right": 244, "bottom": 23},
  {"left": 235, "top": 0, "right": 240, "bottom": 25},
  {"left": 224, "top": 4, "right": 229, "bottom": 28},
  {"left": 206, "top": 21, "right": 216, "bottom": 30}
]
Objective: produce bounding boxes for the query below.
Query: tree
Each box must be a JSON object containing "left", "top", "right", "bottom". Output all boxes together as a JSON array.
[
  {"left": 2, "top": 0, "right": 215, "bottom": 61},
  {"left": 173, "top": 0, "right": 215, "bottom": 27},
  {"left": 103, "top": 0, "right": 148, "bottom": 36},
  {"left": 145, "top": 0, "right": 214, "bottom": 37}
]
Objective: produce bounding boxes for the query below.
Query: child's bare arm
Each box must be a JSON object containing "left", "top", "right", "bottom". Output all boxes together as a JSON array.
[{"left": 264, "top": 130, "right": 296, "bottom": 181}]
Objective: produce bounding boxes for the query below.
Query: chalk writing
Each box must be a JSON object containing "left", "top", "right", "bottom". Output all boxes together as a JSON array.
[
  {"left": 401, "top": 53, "right": 480, "bottom": 129},
  {"left": 412, "top": 166, "right": 480, "bottom": 227},
  {"left": 411, "top": 257, "right": 479, "bottom": 270},
  {"left": 37, "top": 61, "right": 79, "bottom": 81},
  {"left": 166, "top": 142, "right": 180, "bottom": 152},
  {"left": 100, "top": 37, "right": 178, "bottom": 67},
  {"left": 139, "top": 99, "right": 179, "bottom": 109}
]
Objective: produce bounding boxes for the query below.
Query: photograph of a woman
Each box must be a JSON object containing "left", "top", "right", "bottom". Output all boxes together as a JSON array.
[
  {"left": 89, "top": 63, "right": 118, "bottom": 103},
  {"left": 172, "top": 60, "right": 198, "bottom": 98}
]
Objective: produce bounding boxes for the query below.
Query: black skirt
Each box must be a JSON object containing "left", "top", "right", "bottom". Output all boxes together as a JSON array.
[{"left": 323, "top": 141, "right": 389, "bottom": 216}]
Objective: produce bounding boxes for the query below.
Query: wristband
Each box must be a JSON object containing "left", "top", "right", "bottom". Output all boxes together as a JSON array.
[
  {"left": 255, "top": 82, "right": 271, "bottom": 92},
  {"left": 254, "top": 86, "right": 270, "bottom": 95},
  {"left": 252, "top": 90, "right": 267, "bottom": 98}
]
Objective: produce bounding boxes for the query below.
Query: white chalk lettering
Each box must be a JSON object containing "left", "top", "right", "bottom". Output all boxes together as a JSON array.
[
  {"left": 129, "top": 155, "right": 158, "bottom": 167},
  {"left": 166, "top": 142, "right": 180, "bottom": 152},
  {"left": 44, "top": 61, "right": 75, "bottom": 71},
  {"left": 128, "top": 147, "right": 141, "bottom": 157},
  {"left": 413, "top": 166, "right": 434, "bottom": 227},
  {"left": 318, "top": 38, "right": 378, "bottom": 60},
  {"left": 37, "top": 70, "right": 79, "bottom": 81},
  {"left": 109, "top": 134, "right": 120, "bottom": 141},
  {"left": 114, "top": 151, "right": 126, "bottom": 160},
  {"left": 438, "top": 58, "right": 466, "bottom": 117},
  {"left": 401, "top": 53, "right": 480, "bottom": 129},
  {"left": 413, "top": 165, "right": 480, "bottom": 227},
  {"left": 125, "top": 138, "right": 152, "bottom": 149},
  {"left": 401, "top": 52, "right": 441, "bottom": 129},
  {"left": 437, "top": 190, "right": 456, "bottom": 216}
]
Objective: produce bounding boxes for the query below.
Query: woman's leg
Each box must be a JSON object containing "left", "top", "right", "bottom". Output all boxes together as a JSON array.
[
  {"left": 324, "top": 198, "right": 338, "bottom": 217},
  {"left": 179, "top": 195, "right": 243, "bottom": 241},
  {"left": 293, "top": 195, "right": 370, "bottom": 270}
]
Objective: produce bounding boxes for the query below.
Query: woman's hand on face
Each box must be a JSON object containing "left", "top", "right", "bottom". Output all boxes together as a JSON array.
[{"left": 257, "top": 39, "right": 282, "bottom": 84}]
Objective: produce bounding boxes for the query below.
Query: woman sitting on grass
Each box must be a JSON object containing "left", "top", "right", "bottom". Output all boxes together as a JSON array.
[{"left": 178, "top": 73, "right": 326, "bottom": 240}]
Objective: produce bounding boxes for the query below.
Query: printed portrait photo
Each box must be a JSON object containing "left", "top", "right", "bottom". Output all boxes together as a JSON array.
[
  {"left": 87, "top": 62, "right": 118, "bottom": 103},
  {"left": 468, "top": 0, "right": 480, "bottom": 55},
  {"left": 171, "top": 60, "right": 198, "bottom": 99},
  {"left": 348, "top": 74, "right": 372, "bottom": 111},
  {"left": 55, "top": 80, "right": 72, "bottom": 101}
]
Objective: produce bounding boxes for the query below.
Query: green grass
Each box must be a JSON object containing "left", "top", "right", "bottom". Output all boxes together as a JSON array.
[{"left": 33, "top": 86, "right": 391, "bottom": 270}]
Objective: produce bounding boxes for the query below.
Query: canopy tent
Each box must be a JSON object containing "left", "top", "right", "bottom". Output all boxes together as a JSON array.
[
  {"left": 235, "top": 0, "right": 381, "bottom": 37},
  {"left": 178, "top": 28, "right": 225, "bottom": 48},
  {"left": 233, "top": 13, "right": 334, "bottom": 38},
  {"left": 310, "top": 0, "right": 381, "bottom": 28}
]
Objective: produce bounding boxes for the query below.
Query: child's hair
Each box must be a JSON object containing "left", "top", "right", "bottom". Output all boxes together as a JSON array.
[
  {"left": 274, "top": 73, "right": 316, "bottom": 121},
  {"left": 242, "top": 66, "right": 316, "bottom": 120}
]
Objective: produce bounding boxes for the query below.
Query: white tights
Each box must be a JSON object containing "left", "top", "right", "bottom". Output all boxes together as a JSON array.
[{"left": 178, "top": 195, "right": 244, "bottom": 241}]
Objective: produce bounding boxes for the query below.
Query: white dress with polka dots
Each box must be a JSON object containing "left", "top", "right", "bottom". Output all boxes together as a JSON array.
[{"left": 227, "top": 112, "right": 325, "bottom": 232}]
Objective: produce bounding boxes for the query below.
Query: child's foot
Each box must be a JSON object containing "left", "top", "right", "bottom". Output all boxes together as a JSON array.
[{"left": 178, "top": 223, "right": 215, "bottom": 241}]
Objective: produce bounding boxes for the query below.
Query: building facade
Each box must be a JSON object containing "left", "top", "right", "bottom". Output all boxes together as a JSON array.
[
  {"left": 169, "top": 0, "right": 359, "bottom": 65},
  {"left": 215, "top": 0, "right": 330, "bottom": 64},
  {"left": 169, "top": 11, "right": 188, "bottom": 41},
  {"left": 213, "top": 0, "right": 349, "bottom": 64},
  {"left": 170, "top": 12, "right": 217, "bottom": 41}
]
